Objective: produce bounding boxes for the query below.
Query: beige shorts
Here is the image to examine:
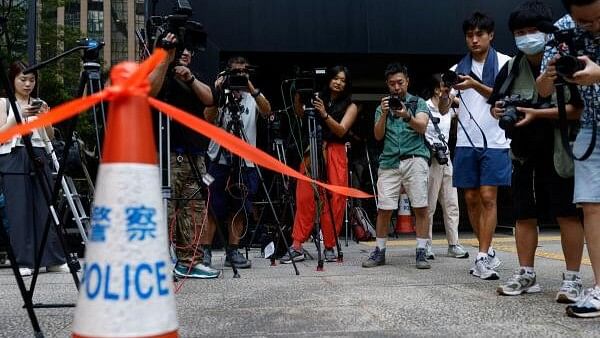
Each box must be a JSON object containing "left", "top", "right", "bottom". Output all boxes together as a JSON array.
[{"left": 377, "top": 157, "right": 429, "bottom": 210}]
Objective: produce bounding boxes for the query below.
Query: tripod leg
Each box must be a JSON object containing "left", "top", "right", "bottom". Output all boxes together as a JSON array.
[{"left": 0, "top": 208, "right": 44, "bottom": 337}]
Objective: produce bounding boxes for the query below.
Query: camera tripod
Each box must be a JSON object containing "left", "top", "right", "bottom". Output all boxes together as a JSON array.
[
  {"left": 247, "top": 135, "right": 297, "bottom": 260},
  {"left": 0, "top": 21, "right": 105, "bottom": 338},
  {"left": 214, "top": 90, "right": 300, "bottom": 275}
]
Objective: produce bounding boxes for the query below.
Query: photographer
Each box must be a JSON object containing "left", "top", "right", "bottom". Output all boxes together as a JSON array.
[
  {"left": 280, "top": 65, "right": 358, "bottom": 264},
  {"left": 536, "top": 0, "right": 600, "bottom": 318},
  {"left": 362, "top": 63, "right": 432, "bottom": 270},
  {"left": 450, "top": 12, "right": 512, "bottom": 280},
  {"left": 202, "top": 56, "right": 271, "bottom": 269},
  {"left": 423, "top": 74, "right": 469, "bottom": 260},
  {"left": 149, "top": 33, "right": 219, "bottom": 279},
  {"left": 0, "top": 61, "right": 68, "bottom": 276},
  {"left": 488, "top": 0, "right": 585, "bottom": 303}
]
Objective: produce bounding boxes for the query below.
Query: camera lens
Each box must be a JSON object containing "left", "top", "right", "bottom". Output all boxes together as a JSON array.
[{"left": 499, "top": 106, "right": 519, "bottom": 131}]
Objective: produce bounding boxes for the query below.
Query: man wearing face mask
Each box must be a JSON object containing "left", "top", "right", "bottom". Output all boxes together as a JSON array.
[{"left": 488, "top": 0, "right": 585, "bottom": 301}]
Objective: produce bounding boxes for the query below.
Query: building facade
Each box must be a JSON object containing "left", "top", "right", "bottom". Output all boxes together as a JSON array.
[{"left": 61, "top": 0, "right": 145, "bottom": 68}]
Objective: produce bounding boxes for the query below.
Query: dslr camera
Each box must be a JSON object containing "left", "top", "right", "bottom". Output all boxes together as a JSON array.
[
  {"left": 147, "top": 0, "right": 207, "bottom": 55},
  {"left": 430, "top": 142, "right": 449, "bottom": 165},
  {"left": 441, "top": 70, "right": 462, "bottom": 87},
  {"left": 547, "top": 27, "right": 595, "bottom": 78},
  {"left": 498, "top": 94, "right": 551, "bottom": 133},
  {"left": 387, "top": 95, "right": 417, "bottom": 118}
]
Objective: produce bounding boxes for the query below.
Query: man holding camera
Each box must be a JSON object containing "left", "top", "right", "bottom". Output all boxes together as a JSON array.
[
  {"left": 423, "top": 74, "right": 469, "bottom": 260},
  {"left": 202, "top": 56, "right": 271, "bottom": 269},
  {"left": 488, "top": 0, "right": 585, "bottom": 303},
  {"left": 362, "top": 63, "right": 432, "bottom": 269},
  {"left": 149, "top": 33, "right": 219, "bottom": 279},
  {"left": 536, "top": 0, "right": 600, "bottom": 318},
  {"left": 450, "top": 12, "right": 512, "bottom": 280}
]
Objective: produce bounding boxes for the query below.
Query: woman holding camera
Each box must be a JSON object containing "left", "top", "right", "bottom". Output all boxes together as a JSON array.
[
  {"left": 0, "top": 61, "right": 67, "bottom": 276},
  {"left": 281, "top": 65, "right": 358, "bottom": 263},
  {"left": 423, "top": 74, "right": 469, "bottom": 260}
]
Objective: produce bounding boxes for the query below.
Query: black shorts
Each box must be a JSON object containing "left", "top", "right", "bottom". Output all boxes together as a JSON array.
[{"left": 512, "top": 152, "right": 577, "bottom": 220}]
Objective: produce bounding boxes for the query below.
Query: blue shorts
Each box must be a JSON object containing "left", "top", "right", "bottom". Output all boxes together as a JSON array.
[
  {"left": 573, "top": 127, "right": 600, "bottom": 203},
  {"left": 207, "top": 162, "right": 259, "bottom": 222},
  {"left": 453, "top": 147, "right": 511, "bottom": 188}
]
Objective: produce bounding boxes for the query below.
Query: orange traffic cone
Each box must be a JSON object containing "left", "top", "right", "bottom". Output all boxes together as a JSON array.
[
  {"left": 395, "top": 188, "right": 414, "bottom": 234},
  {"left": 72, "top": 63, "right": 178, "bottom": 338}
]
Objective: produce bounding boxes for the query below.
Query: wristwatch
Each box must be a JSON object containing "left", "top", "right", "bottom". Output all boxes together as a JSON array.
[
  {"left": 251, "top": 89, "right": 261, "bottom": 98},
  {"left": 185, "top": 75, "right": 195, "bottom": 85}
]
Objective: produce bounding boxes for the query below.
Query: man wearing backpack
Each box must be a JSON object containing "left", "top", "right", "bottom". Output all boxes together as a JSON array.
[{"left": 488, "top": 0, "right": 585, "bottom": 301}]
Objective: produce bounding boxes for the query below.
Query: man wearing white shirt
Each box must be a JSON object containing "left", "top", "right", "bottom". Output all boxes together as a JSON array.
[{"left": 449, "top": 12, "right": 512, "bottom": 280}]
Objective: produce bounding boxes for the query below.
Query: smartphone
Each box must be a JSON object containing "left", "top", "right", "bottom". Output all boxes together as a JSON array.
[{"left": 30, "top": 99, "right": 43, "bottom": 108}]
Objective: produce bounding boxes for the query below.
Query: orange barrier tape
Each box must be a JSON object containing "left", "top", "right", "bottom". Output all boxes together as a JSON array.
[
  {"left": 150, "top": 98, "right": 371, "bottom": 199},
  {"left": 0, "top": 48, "right": 372, "bottom": 199}
]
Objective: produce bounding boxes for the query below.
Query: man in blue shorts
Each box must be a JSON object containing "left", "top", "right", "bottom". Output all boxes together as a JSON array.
[{"left": 450, "top": 12, "right": 512, "bottom": 280}]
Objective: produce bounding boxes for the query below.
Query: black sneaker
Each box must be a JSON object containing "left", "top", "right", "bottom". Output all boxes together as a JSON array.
[
  {"left": 362, "top": 247, "right": 385, "bottom": 268},
  {"left": 280, "top": 247, "right": 305, "bottom": 264},
  {"left": 416, "top": 248, "right": 431, "bottom": 269},
  {"left": 224, "top": 249, "right": 252, "bottom": 269},
  {"left": 324, "top": 248, "right": 337, "bottom": 262}
]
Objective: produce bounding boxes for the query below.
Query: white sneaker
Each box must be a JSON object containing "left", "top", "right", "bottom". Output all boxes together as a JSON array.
[
  {"left": 46, "top": 263, "right": 70, "bottom": 273},
  {"left": 556, "top": 272, "right": 583, "bottom": 304},
  {"left": 19, "top": 267, "right": 32, "bottom": 277},
  {"left": 425, "top": 241, "right": 435, "bottom": 260},
  {"left": 472, "top": 257, "right": 499, "bottom": 280},
  {"left": 497, "top": 269, "right": 541, "bottom": 296},
  {"left": 487, "top": 250, "right": 501, "bottom": 269}
]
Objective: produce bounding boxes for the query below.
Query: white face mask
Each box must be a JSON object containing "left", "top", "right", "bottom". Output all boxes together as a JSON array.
[{"left": 514, "top": 32, "right": 547, "bottom": 55}]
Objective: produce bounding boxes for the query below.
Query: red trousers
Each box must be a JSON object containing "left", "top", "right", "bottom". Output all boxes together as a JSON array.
[{"left": 292, "top": 143, "right": 348, "bottom": 249}]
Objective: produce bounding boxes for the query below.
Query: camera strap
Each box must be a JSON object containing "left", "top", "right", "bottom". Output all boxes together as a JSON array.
[
  {"left": 556, "top": 82, "right": 596, "bottom": 161},
  {"left": 425, "top": 107, "right": 448, "bottom": 148},
  {"left": 454, "top": 92, "right": 488, "bottom": 151}
]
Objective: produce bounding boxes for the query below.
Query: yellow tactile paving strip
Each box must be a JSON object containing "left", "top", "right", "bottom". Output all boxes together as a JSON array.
[{"left": 362, "top": 234, "right": 591, "bottom": 266}]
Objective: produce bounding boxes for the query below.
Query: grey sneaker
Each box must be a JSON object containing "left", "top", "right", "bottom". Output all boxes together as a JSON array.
[
  {"left": 416, "top": 248, "right": 431, "bottom": 269},
  {"left": 425, "top": 242, "right": 435, "bottom": 260},
  {"left": 566, "top": 286, "right": 600, "bottom": 318},
  {"left": 173, "top": 262, "right": 220, "bottom": 279},
  {"left": 324, "top": 248, "right": 337, "bottom": 262},
  {"left": 362, "top": 247, "right": 385, "bottom": 268},
  {"left": 472, "top": 256, "right": 499, "bottom": 280},
  {"left": 487, "top": 249, "right": 501, "bottom": 269},
  {"left": 497, "top": 269, "right": 541, "bottom": 296},
  {"left": 225, "top": 249, "right": 252, "bottom": 269},
  {"left": 280, "top": 247, "right": 305, "bottom": 264},
  {"left": 202, "top": 246, "right": 212, "bottom": 267},
  {"left": 556, "top": 272, "right": 583, "bottom": 304},
  {"left": 448, "top": 244, "right": 469, "bottom": 258}
]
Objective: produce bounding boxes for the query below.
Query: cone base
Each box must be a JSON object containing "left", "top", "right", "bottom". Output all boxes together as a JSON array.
[{"left": 73, "top": 330, "right": 178, "bottom": 338}]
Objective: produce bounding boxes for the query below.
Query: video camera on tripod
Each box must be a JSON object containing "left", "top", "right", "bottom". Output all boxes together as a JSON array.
[
  {"left": 547, "top": 27, "right": 596, "bottom": 78},
  {"left": 289, "top": 68, "right": 327, "bottom": 108},
  {"left": 219, "top": 68, "right": 253, "bottom": 92},
  {"left": 77, "top": 38, "right": 104, "bottom": 63},
  {"left": 146, "top": 0, "right": 207, "bottom": 54}
]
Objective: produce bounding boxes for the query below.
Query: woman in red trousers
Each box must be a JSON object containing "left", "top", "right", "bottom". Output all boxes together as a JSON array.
[{"left": 281, "top": 65, "right": 358, "bottom": 263}]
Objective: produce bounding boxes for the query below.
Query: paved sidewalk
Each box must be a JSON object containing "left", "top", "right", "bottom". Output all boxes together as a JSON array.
[{"left": 1, "top": 232, "right": 599, "bottom": 337}]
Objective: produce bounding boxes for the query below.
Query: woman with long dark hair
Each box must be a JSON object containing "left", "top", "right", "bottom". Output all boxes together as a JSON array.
[
  {"left": 281, "top": 65, "right": 358, "bottom": 263},
  {"left": 0, "top": 61, "right": 67, "bottom": 276}
]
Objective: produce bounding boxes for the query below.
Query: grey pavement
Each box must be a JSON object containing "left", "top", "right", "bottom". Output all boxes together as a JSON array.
[{"left": 1, "top": 231, "right": 600, "bottom": 337}]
